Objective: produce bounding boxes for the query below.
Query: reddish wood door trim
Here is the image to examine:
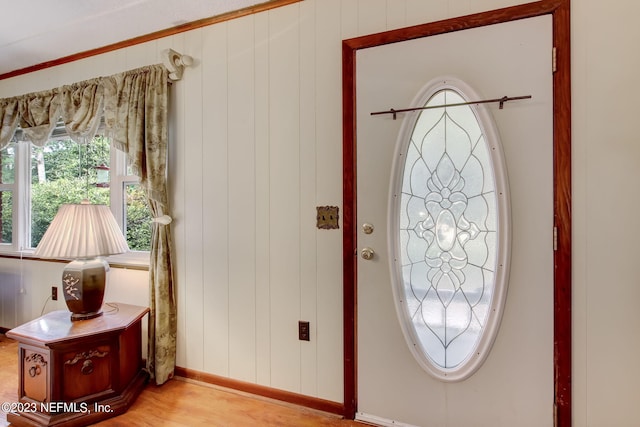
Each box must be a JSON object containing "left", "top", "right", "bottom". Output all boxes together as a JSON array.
[{"left": 341, "top": 0, "right": 571, "bottom": 423}]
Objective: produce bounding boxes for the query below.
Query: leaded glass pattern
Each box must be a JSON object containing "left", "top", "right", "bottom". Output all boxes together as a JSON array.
[{"left": 391, "top": 83, "right": 509, "bottom": 379}]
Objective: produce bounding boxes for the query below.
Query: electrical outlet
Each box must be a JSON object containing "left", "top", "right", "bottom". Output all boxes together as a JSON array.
[
  {"left": 51, "top": 286, "right": 58, "bottom": 301},
  {"left": 298, "top": 321, "right": 310, "bottom": 341}
]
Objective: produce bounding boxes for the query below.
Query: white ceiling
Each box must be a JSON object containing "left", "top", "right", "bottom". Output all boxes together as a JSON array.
[{"left": 0, "top": 0, "right": 272, "bottom": 77}]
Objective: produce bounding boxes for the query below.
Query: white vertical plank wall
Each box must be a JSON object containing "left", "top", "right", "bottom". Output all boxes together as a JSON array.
[
  {"left": 182, "top": 28, "right": 207, "bottom": 373},
  {"left": 316, "top": 0, "right": 351, "bottom": 400},
  {"left": 200, "top": 23, "right": 231, "bottom": 375},
  {"left": 268, "top": 4, "right": 302, "bottom": 393},
  {"left": 227, "top": 15, "right": 257, "bottom": 382},
  {"left": 299, "top": 0, "right": 319, "bottom": 397},
  {"left": 2, "top": 1, "right": 640, "bottom": 424},
  {"left": 253, "top": 12, "right": 272, "bottom": 387}
]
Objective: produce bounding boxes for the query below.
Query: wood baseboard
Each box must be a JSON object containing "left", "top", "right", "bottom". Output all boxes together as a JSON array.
[{"left": 174, "top": 366, "right": 345, "bottom": 417}]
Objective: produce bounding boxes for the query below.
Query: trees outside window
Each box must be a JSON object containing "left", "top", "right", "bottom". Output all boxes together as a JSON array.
[{"left": 0, "top": 134, "right": 151, "bottom": 254}]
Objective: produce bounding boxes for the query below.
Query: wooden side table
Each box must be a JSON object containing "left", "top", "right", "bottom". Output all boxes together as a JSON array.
[{"left": 6, "top": 303, "right": 149, "bottom": 427}]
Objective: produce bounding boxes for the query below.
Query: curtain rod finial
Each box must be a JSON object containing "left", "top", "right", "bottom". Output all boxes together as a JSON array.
[{"left": 162, "top": 49, "right": 193, "bottom": 81}]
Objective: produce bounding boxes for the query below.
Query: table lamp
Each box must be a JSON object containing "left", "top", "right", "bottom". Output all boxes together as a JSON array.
[{"left": 34, "top": 200, "right": 129, "bottom": 320}]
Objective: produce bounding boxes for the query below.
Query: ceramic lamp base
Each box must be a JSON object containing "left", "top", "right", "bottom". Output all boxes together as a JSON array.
[{"left": 62, "top": 258, "right": 110, "bottom": 321}]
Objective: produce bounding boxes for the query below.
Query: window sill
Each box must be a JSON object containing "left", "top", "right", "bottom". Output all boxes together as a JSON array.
[
  {"left": 107, "top": 251, "right": 150, "bottom": 270},
  {"left": 0, "top": 249, "right": 150, "bottom": 271}
]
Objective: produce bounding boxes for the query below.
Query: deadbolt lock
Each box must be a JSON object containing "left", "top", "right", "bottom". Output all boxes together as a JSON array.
[{"left": 362, "top": 223, "right": 374, "bottom": 234}]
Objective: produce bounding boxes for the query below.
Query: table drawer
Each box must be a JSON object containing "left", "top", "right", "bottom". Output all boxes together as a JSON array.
[{"left": 61, "top": 344, "right": 113, "bottom": 401}]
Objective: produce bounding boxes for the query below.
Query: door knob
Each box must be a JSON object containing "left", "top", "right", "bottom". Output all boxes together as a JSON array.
[{"left": 361, "top": 247, "right": 375, "bottom": 260}]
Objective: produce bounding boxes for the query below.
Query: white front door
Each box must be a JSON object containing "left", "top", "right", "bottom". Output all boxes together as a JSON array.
[{"left": 356, "top": 16, "right": 554, "bottom": 427}]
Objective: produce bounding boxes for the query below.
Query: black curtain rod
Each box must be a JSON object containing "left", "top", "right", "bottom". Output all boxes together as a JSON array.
[{"left": 371, "top": 95, "right": 532, "bottom": 120}]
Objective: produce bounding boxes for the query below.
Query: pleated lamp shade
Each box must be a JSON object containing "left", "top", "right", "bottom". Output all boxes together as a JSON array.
[
  {"left": 34, "top": 200, "right": 129, "bottom": 320},
  {"left": 35, "top": 200, "right": 129, "bottom": 259}
]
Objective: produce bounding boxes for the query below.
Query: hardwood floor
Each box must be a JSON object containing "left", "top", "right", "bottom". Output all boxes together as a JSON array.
[
  {"left": 0, "top": 335, "right": 18, "bottom": 427},
  {"left": 0, "top": 334, "right": 366, "bottom": 426}
]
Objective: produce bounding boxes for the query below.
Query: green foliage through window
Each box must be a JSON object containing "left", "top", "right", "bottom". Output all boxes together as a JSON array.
[
  {"left": 126, "top": 183, "right": 152, "bottom": 252},
  {"left": 0, "top": 135, "right": 152, "bottom": 252},
  {"left": 0, "top": 145, "right": 14, "bottom": 243},
  {"left": 30, "top": 138, "right": 111, "bottom": 247},
  {"left": 1, "top": 191, "right": 12, "bottom": 243}
]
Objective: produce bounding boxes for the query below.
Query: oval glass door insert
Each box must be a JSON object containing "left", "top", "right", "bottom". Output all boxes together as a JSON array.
[{"left": 388, "top": 77, "right": 511, "bottom": 381}]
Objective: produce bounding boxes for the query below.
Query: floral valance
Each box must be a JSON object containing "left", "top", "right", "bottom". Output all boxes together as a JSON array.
[{"left": 0, "top": 65, "right": 162, "bottom": 148}]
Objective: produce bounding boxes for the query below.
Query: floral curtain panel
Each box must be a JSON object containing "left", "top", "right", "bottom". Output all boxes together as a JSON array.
[
  {"left": 0, "top": 65, "right": 176, "bottom": 385},
  {"left": 103, "top": 65, "right": 176, "bottom": 385}
]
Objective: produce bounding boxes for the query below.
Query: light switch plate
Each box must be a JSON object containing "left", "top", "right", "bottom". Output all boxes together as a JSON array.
[{"left": 316, "top": 206, "right": 339, "bottom": 230}]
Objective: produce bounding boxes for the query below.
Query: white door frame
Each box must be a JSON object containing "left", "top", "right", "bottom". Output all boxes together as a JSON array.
[{"left": 341, "top": 0, "right": 571, "bottom": 424}]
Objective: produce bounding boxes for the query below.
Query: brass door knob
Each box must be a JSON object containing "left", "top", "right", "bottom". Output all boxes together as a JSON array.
[{"left": 361, "top": 247, "right": 375, "bottom": 260}]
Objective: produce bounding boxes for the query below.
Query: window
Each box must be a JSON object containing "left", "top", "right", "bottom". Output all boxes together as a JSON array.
[
  {"left": 124, "top": 182, "right": 152, "bottom": 252},
  {"left": 112, "top": 149, "right": 152, "bottom": 253},
  {"left": 0, "top": 145, "right": 15, "bottom": 244},
  {"left": 389, "top": 77, "right": 511, "bottom": 381},
  {"left": 0, "top": 126, "right": 151, "bottom": 261}
]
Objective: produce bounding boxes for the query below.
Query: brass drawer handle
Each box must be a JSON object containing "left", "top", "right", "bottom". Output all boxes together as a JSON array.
[
  {"left": 81, "top": 360, "right": 94, "bottom": 375},
  {"left": 28, "top": 365, "right": 42, "bottom": 377}
]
